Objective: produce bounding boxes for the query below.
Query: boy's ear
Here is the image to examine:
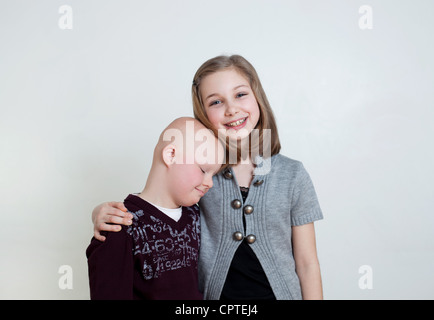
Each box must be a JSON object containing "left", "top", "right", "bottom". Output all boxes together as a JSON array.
[{"left": 162, "top": 144, "right": 177, "bottom": 167}]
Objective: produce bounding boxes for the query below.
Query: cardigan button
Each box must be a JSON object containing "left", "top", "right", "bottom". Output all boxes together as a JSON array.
[
  {"left": 223, "top": 170, "right": 233, "bottom": 179},
  {"left": 243, "top": 205, "right": 254, "bottom": 215},
  {"left": 233, "top": 232, "right": 243, "bottom": 241},
  {"left": 253, "top": 180, "right": 264, "bottom": 186},
  {"left": 231, "top": 199, "right": 242, "bottom": 209},
  {"left": 246, "top": 234, "right": 256, "bottom": 244}
]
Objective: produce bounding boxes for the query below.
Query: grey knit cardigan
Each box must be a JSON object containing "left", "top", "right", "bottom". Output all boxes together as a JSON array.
[{"left": 198, "top": 153, "right": 323, "bottom": 300}]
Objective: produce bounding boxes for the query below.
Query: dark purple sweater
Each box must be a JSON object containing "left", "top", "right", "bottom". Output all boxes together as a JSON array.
[{"left": 86, "top": 194, "right": 203, "bottom": 300}]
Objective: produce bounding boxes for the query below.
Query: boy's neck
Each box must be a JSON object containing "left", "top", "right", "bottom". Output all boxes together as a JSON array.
[{"left": 137, "top": 187, "right": 180, "bottom": 209}]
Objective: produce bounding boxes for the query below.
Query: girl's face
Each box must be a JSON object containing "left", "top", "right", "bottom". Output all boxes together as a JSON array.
[{"left": 200, "top": 68, "right": 260, "bottom": 141}]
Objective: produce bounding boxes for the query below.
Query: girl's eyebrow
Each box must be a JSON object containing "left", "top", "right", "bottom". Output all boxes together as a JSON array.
[
  {"left": 233, "top": 84, "right": 249, "bottom": 91},
  {"left": 205, "top": 84, "right": 249, "bottom": 101},
  {"left": 205, "top": 93, "right": 218, "bottom": 101}
]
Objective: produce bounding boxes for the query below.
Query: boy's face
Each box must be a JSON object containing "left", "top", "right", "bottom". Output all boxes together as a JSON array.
[{"left": 168, "top": 138, "right": 223, "bottom": 207}]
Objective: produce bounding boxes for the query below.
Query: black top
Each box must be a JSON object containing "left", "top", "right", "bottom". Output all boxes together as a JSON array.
[{"left": 220, "top": 187, "right": 276, "bottom": 300}]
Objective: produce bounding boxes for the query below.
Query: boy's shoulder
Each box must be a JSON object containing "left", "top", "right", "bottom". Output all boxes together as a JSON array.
[
  {"left": 124, "top": 195, "right": 200, "bottom": 230},
  {"left": 86, "top": 222, "right": 131, "bottom": 259}
]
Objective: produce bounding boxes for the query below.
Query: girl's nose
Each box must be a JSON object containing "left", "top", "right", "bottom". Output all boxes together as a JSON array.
[{"left": 225, "top": 100, "right": 239, "bottom": 116}]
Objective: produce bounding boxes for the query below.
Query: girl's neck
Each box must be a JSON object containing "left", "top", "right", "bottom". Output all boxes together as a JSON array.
[{"left": 232, "top": 159, "right": 255, "bottom": 188}]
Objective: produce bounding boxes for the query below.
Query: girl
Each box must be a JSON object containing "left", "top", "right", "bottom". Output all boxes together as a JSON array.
[{"left": 91, "top": 55, "right": 324, "bottom": 300}]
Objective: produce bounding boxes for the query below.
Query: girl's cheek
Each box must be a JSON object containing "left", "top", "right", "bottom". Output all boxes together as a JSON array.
[{"left": 206, "top": 110, "right": 221, "bottom": 129}]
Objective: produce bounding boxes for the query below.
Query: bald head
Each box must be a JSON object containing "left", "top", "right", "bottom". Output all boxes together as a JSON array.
[{"left": 153, "top": 117, "right": 224, "bottom": 166}]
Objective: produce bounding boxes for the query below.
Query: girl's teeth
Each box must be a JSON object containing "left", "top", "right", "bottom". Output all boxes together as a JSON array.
[{"left": 227, "top": 118, "right": 246, "bottom": 127}]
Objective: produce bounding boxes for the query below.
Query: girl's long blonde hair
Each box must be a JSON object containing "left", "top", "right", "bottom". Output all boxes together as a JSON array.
[{"left": 191, "top": 55, "right": 281, "bottom": 166}]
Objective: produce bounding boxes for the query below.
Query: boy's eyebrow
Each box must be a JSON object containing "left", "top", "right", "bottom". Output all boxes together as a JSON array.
[
  {"left": 213, "top": 163, "right": 225, "bottom": 176},
  {"left": 204, "top": 84, "right": 249, "bottom": 101},
  {"left": 202, "top": 163, "right": 222, "bottom": 176}
]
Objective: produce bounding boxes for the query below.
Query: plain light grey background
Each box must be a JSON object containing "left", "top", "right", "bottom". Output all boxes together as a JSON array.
[{"left": 1, "top": 0, "right": 433, "bottom": 299}]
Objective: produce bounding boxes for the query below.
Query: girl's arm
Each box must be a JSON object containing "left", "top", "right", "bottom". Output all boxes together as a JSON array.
[
  {"left": 292, "top": 222, "right": 323, "bottom": 300},
  {"left": 92, "top": 202, "right": 133, "bottom": 241}
]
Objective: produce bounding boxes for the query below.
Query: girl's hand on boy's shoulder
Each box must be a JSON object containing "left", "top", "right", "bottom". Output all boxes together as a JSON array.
[{"left": 92, "top": 201, "right": 133, "bottom": 241}]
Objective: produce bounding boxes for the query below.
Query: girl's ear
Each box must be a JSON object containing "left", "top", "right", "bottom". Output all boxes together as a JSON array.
[{"left": 162, "top": 144, "right": 177, "bottom": 167}]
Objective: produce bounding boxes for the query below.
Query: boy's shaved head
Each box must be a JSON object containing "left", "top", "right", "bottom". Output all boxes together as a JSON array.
[
  {"left": 154, "top": 117, "right": 223, "bottom": 166},
  {"left": 141, "top": 116, "right": 224, "bottom": 208},
  {"left": 155, "top": 117, "right": 206, "bottom": 153}
]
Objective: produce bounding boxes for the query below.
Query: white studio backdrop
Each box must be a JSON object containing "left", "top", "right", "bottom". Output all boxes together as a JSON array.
[{"left": 1, "top": 0, "right": 433, "bottom": 299}]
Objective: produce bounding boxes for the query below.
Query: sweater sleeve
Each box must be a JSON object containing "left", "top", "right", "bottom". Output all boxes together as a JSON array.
[
  {"left": 290, "top": 162, "right": 324, "bottom": 226},
  {"left": 86, "top": 226, "right": 134, "bottom": 299}
]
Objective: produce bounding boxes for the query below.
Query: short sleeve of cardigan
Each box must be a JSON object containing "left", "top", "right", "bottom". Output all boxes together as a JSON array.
[{"left": 290, "top": 163, "right": 323, "bottom": 226}]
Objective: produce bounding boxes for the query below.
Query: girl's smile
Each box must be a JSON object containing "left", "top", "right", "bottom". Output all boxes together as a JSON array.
[{"left": 224, "top": 116, "right": 247, "bottom": 129}]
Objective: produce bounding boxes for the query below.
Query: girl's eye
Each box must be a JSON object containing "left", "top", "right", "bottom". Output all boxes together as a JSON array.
[
  {"left": 200, "top": 168, "right": 205, "bottom": 174},
  {"left": 209, "top": 100, "right": 221, "bottom": 107},
  {"left": 236, "top": 92, "right": 247, "bottom": 98}
]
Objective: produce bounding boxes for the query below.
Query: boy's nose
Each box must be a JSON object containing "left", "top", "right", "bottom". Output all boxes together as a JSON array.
[{"left": 203, "top": 174, "right": 213, "bottom": 189}]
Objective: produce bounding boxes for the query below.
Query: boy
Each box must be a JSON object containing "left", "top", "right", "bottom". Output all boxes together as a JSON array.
[{"left": 86, "top": 117, "right": 223, "bottom": 299}]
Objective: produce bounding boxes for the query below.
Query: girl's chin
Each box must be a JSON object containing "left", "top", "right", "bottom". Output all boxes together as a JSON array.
[
  {"left": 220, "top": 127, "right": 251, "bottom": 141},
  {"left": 228, "top": 134, "right": 249, "bottom": 142}
]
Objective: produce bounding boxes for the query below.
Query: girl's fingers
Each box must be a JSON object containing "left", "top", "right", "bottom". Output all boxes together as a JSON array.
[
  {"left": 106, "top": 214, "right": 132, "bottom": 226},
  {"left": 97, "top": 222, "right": 122, "bottom": 232},
  {"left": 93, "top": 222, "right": 123, "bottom": 241},
  {"left": 108, "top": 201, "right": 128, "bottom": 213},
  {"left": 106, "top": 202, "right": 133, "bottom": 220},
  {"left": 92, "top": 201, "right": 133, "bottom": 241},
  {"left": 93, "top": 230, "right": 106, "bottom": 242}
]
